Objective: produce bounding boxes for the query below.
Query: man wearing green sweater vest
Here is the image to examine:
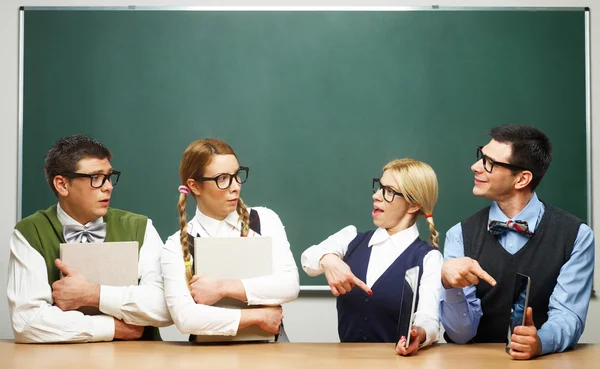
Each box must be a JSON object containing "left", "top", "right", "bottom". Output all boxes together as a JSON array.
[{"left": 7, "top": 135, "right": 172, "bottom": 343}]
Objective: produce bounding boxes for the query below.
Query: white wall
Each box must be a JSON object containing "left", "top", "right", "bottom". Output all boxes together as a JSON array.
[{"left": 1, "top": 0, "right": 597, "bottom": 343}]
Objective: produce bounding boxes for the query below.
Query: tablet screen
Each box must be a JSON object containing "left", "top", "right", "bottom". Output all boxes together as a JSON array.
[{"left": 396, "top": 266, "right": 419, "bottom": 347}]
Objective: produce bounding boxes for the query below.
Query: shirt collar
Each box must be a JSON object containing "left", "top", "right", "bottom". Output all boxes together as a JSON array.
[
  {"left": 368, "top": 222, "right": 420, "bottom": 247},
  {"left": 489, "top": 192, "right": 543, "bottom": 231},
  {"left": 192, "top": 207, "right": 241, "bottom": 236},
  {"left": 56, "top": 202, "right": 104, "bottom": 227}
]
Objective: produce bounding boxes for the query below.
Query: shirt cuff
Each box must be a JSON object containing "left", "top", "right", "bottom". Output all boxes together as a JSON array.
[
  {"left": 240, "top": 279, "right": 286, "bottom": 306},
  {"left": 537, "top": 328, "right": 555, "bottom": 355},
  {"left": 99, "top": 285, "right": 126, "bottom": 320},
  {"left": 90, "top": 314, "right": 116, "bottom": 342},
  {"left": 419, "top": 326, "right": 439, "bottom": 348},
  {"left": 195, "top": 310, "right": 241, "bottom": 336},
  {"left": 442, "top": 287, "right": 467, "bottom": 304}
]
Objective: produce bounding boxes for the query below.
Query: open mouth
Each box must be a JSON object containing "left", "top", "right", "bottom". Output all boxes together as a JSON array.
[{"left": 372, "top": 205, "right": 384, "bottom": 217}]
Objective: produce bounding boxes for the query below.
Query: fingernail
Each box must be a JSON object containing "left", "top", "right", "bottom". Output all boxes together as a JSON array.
[
  {"left": 401, "top": 336, "right": 405, "bottom": 340},
  {"left": 368, "top": 290, "right": 373, "bottom": 295}
]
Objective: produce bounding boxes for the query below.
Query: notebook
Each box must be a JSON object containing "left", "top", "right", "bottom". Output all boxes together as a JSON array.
[
  {"left": 59, "top": 241, "right": 139, "bottom": 315},
  {"left": 193, "top": 236, "right": 273, "bottom": 342}
]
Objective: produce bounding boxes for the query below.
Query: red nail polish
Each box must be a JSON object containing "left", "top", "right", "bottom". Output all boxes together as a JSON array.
[{"left": 368, "top": 290, "right": 373, "bottom": 295}]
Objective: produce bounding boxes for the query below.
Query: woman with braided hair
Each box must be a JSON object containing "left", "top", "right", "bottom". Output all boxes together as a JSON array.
[
  {"left": 161, "top": 138, "right": 299, "bottom": 339},
  {"left": 302, "top": 158, "right": 442, "bottom": 355}
]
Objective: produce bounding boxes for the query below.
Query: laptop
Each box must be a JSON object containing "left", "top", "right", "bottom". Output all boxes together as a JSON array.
[
  {"left": 59, "top": 241, "right": 139, "bottom": 315},
  {"left": 193, "top": 236, "right": 273, "bottom": 342}
]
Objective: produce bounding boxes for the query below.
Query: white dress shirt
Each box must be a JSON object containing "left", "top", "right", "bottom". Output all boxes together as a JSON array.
[
  {"left": 6, "top": 203, "right": 173, "bottom": 343},
  {"left": 301, "top": 224, "right": 442, "bottom": 347},
  {"left": 161, "top": 206, "right": 300, "bottom": 336}
]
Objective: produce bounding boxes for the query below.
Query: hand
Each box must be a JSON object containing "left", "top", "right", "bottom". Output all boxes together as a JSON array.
[
  {"left": 113, "top": 318, "right": 144, "bottom": 340},
  {"left": 320, "top": 254, "right": 372, "bottom": 296},
  {"left": 51, "top": 259, "right": 100, "bottom": 311},
  {"left": 441, "top": 257, "right": 496, "bottom": 289},
  {"left": 509, "top": 307, "right": 542, "bottom": 360},
  {"left": 255, "top": 306, "right": 283, "bottom": 334},
  {"left": 396, "top": 326, "right": 426, "bottom": 356},
  {"left": 189, "top": 274, "right": 224, "bottom": 306}
]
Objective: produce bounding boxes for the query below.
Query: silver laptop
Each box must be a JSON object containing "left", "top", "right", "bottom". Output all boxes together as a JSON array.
[
  {"left": 60, "top": 241, "right": 139, "bottom": 315},
  {"left": 193, "top": 236, "right": 273, "bottom": 342}
]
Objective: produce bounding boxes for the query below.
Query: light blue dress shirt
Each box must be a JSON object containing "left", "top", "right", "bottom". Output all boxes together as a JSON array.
[{"left": 439, "top": 193, "right": 595, "bottom": 355}]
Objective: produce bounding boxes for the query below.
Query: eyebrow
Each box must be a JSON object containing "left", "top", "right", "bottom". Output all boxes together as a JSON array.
[
  {"left": 203, "top": 168, "right": 241, "bottom": 177},
  {"left": 380, "top": 181, "right": 401, "bottom": 193},
  {"left": 481, "top": 149, "right": 507, "bottom": 163},
  {"left": 85, "top": 169, "right": 114, "bottom": 175}
]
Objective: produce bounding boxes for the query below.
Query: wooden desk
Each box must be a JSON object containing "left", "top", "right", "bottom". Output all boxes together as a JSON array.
[{"left": 0, "top": 341, "right": 598, "bottom": 369}]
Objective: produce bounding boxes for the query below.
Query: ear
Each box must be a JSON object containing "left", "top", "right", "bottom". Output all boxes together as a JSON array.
[
  {"left": 514, "top": 170, "right": 533, "bottom": 190},
  {"left": 406, "top": 203, "right": 421, "bottom": 215},
  {"left": 187, "top": 178, "right": 201, "bottom": 196},
  {"left": 53, "top": 175, "right": 70, "bottom": 197}
]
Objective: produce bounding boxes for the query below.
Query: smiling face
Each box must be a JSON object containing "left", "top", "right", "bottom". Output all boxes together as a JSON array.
[
  {"left": 190, "top": 154, "right": 242, "bottom": 220},
  {"left": 55, "top": 157, "right": 114, "bottom": 224},
  {"left": 371, "top": 169, "right": 420, "bottom": 235},
  {"left": 472, "top": 139, "right": 522, "bottom": 201}
]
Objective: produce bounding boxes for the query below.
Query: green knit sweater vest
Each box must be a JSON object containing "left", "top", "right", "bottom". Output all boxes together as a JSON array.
[{"left": 15, "top": 205, "right": 147, "bottom": 285}]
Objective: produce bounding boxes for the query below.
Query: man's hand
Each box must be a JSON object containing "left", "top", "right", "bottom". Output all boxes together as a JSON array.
[
  {"left": 114, "top": 318, "right": 144, "bottom": 340},
  {"left": 441, "top": 257, "right": 496, "bottom": 289},
  {"left": 320, "top": 254, "right": 372, "bottom": 296},
  {"left": 396, "top": 326, "right": 426, "bottom": 356},
  {"left": 189, "top": 274, "right": 224, "bottom": 306},
  {"left": 52, "top": 259, "right": 100, "bottom": 311},
  {"left": 509, "top": 307, "right": 542, "bottom": 360}
]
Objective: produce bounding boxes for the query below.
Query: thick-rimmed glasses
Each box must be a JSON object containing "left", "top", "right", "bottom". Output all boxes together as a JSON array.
[
  {"left": 372, "top": 178, "right": 405, "bottom": 203},
  {"left": 476, "top": 146, "right": 530, "bottom": 174},
  {"left": 61, "top": 171, "right": 121, "bottom": 188},
  {"left": 198, "top": 167, "right": 249, "bottom": 190}
]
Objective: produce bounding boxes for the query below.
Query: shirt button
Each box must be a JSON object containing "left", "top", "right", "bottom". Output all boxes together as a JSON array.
[
  {"left": 462, "top": 313, "right": 467, "bottom": 317},
  {"left": 364, "top": 316, "right": 369, "bottom": 321},
  {"left": 457, "top": 291, "right": 462, "bottom": 296},
  {"left": 362, "top": 336, "right": 368, "bottom": 341},
  {"left": 365, "top": 297, "right": 370, "bottom": 303}
]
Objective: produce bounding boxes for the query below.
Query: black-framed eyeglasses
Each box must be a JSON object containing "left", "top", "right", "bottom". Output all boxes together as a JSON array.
[
  {"left": 476, "top": 146, "right": 530, "bottom": 174},
  {"left": 372, "top": 178, "right": 406, "bottom": 203},
  {"left": 197, "top": 166, "right": 249, "bottom": 190},
  {"left": 61, "top": 171, "right": 121, "bottom": 189}
]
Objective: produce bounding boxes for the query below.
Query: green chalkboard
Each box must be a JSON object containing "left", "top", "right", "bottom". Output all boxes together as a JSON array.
[{"left": 20, "top": 9, "right": 588, "bottom": 287}]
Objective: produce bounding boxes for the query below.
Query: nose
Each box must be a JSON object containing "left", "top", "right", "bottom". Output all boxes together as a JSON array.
[
  {"left": 372, "top": 187, "right": 382, "bottom": 201},
  {"left": 229, "top": 179, "right": 241, "bottom": 193},
  {"left": 472, "top": 159, "right": 484, "bottom": 174},
  {"left": 101, "top": 179, "right": 113, "bottom": 192}
]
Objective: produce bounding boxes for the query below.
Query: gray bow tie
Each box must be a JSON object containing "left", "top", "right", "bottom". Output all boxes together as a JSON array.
[{"left": 63, "top": 223, "right": 107, "bottom": 243}]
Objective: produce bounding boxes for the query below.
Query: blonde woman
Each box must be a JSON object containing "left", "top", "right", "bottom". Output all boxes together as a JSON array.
[
  {"left": 161, "top": 138, "right": 299, "bottom": 339},
  {"left": 301, "top": 159, "right": 442, "bottom": 355}
]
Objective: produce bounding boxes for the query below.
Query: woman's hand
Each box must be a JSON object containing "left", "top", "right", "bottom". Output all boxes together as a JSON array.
[{"left": 320, "top": 254, "right": 372, "bottom": 296}]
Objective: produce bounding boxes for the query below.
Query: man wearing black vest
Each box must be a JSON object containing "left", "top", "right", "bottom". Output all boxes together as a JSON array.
[
  {"left": 439, "top": 125, "right": 595, "bottom": 359},
  {"left": 7, "top": 135, "right": 172, "bottom": 343}
]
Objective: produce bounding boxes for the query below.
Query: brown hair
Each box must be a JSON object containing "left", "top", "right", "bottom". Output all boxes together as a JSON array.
[
  {"left": 44, "top": 134, "right": 112, "bottom": 197},
  {"left": 383, "top": 158, "right": 440, "bottom": 248},
  {"left": 178, "top": 138, "right": 251, "bottom": 282}
]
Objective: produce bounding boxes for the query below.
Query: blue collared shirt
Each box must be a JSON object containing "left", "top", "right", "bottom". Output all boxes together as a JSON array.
[{"left": 439, "top": 193, "right": 595, "bottom": 355}]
